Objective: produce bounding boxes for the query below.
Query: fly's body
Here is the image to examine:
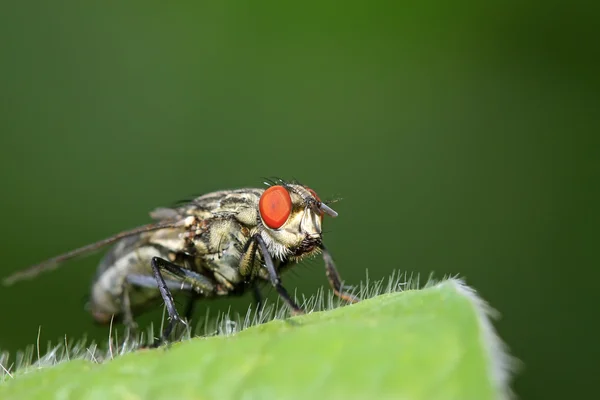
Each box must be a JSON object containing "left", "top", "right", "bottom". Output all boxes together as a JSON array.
[{"left": 4, "top": 181, "right": 358, "bottom": 342}]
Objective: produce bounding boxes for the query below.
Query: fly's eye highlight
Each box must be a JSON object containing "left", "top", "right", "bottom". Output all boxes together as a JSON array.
[{"left": 259, "top": 185, "right": 292, "bottom": 229}]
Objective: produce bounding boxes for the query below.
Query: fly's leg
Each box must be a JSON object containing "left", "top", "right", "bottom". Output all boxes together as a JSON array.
[
  {"left": 239, "top": 234, "right": 302, "bottom": 314},
  {"left": 254, "top": 235, "right": 303, "bottom": 315},
  {"left": 120, "top": 273, "right": 191, "bottom": 344},
  {"left": 150, "top": 258, "right": 185, "bottom": 344},
  {"left": 150, "top": 257, "right": 216, "bottom": 345},
  {"left": 252, "top": 284, "right": 263, "bottom": 311},
  {"left": 321, "top": 245, "right": 360, "bottom": 303},
  {"left": 119, "top": 283, "right": 138, "bottom": 340},
  {"left": 239, "top": 236, "right": 267, "bottom": 313},
  {"left": 250, "top": 260, "right": 288, "bottom": 312},
  {"left": 183, "top": 295, "right": 197, "bottom": 322},
  {"left": 125, "top": 273, "right": 198, "bottom": 348}
]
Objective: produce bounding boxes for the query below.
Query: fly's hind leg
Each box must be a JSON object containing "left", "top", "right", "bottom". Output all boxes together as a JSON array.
[
  {"left": 119, "top": 282, "right": 138, "bottom": 340},
  {"left": 320, "top": 245, "right": 360, "bottom": 304},
  {"left": 150, "top": 257, "right": 216, "bottom": 345},
  {"left": 125, "top": 274, "right": 198, "bottom": 348}
]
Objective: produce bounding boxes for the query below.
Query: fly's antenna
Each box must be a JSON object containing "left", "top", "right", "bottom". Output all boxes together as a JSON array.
[
  {"left": 320, "top": 203, "right": 338, "bottom": 218},
  {"left": 2, "top": 219, "right": 188, "bottom": 286}
]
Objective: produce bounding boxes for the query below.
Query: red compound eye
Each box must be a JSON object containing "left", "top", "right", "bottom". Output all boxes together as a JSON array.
[{"left": 259, "top": 185, "right": 292, "bottom": 229}]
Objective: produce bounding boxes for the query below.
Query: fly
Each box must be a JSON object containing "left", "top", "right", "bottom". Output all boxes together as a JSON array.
[{"left": 3, "top": 179, "right": 359, "bottom": 343}]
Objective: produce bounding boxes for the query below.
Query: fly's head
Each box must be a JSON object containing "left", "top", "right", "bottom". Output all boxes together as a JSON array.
[{"left": 257, "top": 183, "right": 338, "bottom": 261}]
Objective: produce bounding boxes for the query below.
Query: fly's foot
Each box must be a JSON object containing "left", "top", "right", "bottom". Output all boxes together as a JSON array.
[
  {"left": 336, "top": 285, "right": 361, "bottom": 304},
  {"left": 171, "top": 313, "right": 189, "bottom": 332},
  {"left": 149, "top": 313, "right": 189, "bottom": 349},
  {"left": 290, "top": 304, "right": 305, "bottom": 316},
  {"left": 124, "top": 317, "right": 138, "bottom": 334},
  {"left": 344, "top": 293, "right": 361, "bottom": 303}
]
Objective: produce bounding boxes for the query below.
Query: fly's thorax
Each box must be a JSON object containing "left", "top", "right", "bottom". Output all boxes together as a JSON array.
[
  {"left": 257, "top": 184, "right": 327, "bottom": 261},
  {"left": 183, "top": 188, "right": 263, "bottom": 227}
]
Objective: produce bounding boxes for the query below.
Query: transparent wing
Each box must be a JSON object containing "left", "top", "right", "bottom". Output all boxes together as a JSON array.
[{"left": 3, "top": 219, "right": 188, "bottom": 285}]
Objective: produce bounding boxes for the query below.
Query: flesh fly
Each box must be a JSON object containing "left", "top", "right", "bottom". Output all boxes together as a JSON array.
[{"left": 3, "top": 180, "right": 358, "bottom": 343}]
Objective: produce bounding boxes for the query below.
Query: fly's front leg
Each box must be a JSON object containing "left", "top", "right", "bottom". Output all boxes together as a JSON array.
[
  {"left": 321, "top": 245, "right": 360, "bottom": 303},
  {"left": 150, "top": 257, "right": 216, "bottom": 345},
  {"left": 253, "top": 235, "right": 303, "bottom": 315},
  {"left": 240, "top": 236, "right": 265, "bottom": 312}
]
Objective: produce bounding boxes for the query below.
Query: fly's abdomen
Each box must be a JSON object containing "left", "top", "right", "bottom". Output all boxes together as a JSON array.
[{"left": 90, "top": 242, "right": 166, "bottom": 324}]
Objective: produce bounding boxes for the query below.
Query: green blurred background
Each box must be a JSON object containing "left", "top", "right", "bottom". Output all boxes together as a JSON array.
[{"left": 0, "top": 1, "right": 597, "bottom": 398}]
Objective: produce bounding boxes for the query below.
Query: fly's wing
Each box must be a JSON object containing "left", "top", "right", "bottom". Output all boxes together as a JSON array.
[
  {"left": 2, "top": 218, "right": 191, "bottom": 286},
  {"left": 149, "top": 207, "right": 180, "bottom": 220},
  {"left": 148, "top": 192, "right": 209, "bottom": 221}
]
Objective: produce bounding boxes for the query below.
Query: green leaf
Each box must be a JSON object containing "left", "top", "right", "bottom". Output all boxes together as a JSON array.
[{"left": 0, "top": 278, "right": 514, "bottom": 400}]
